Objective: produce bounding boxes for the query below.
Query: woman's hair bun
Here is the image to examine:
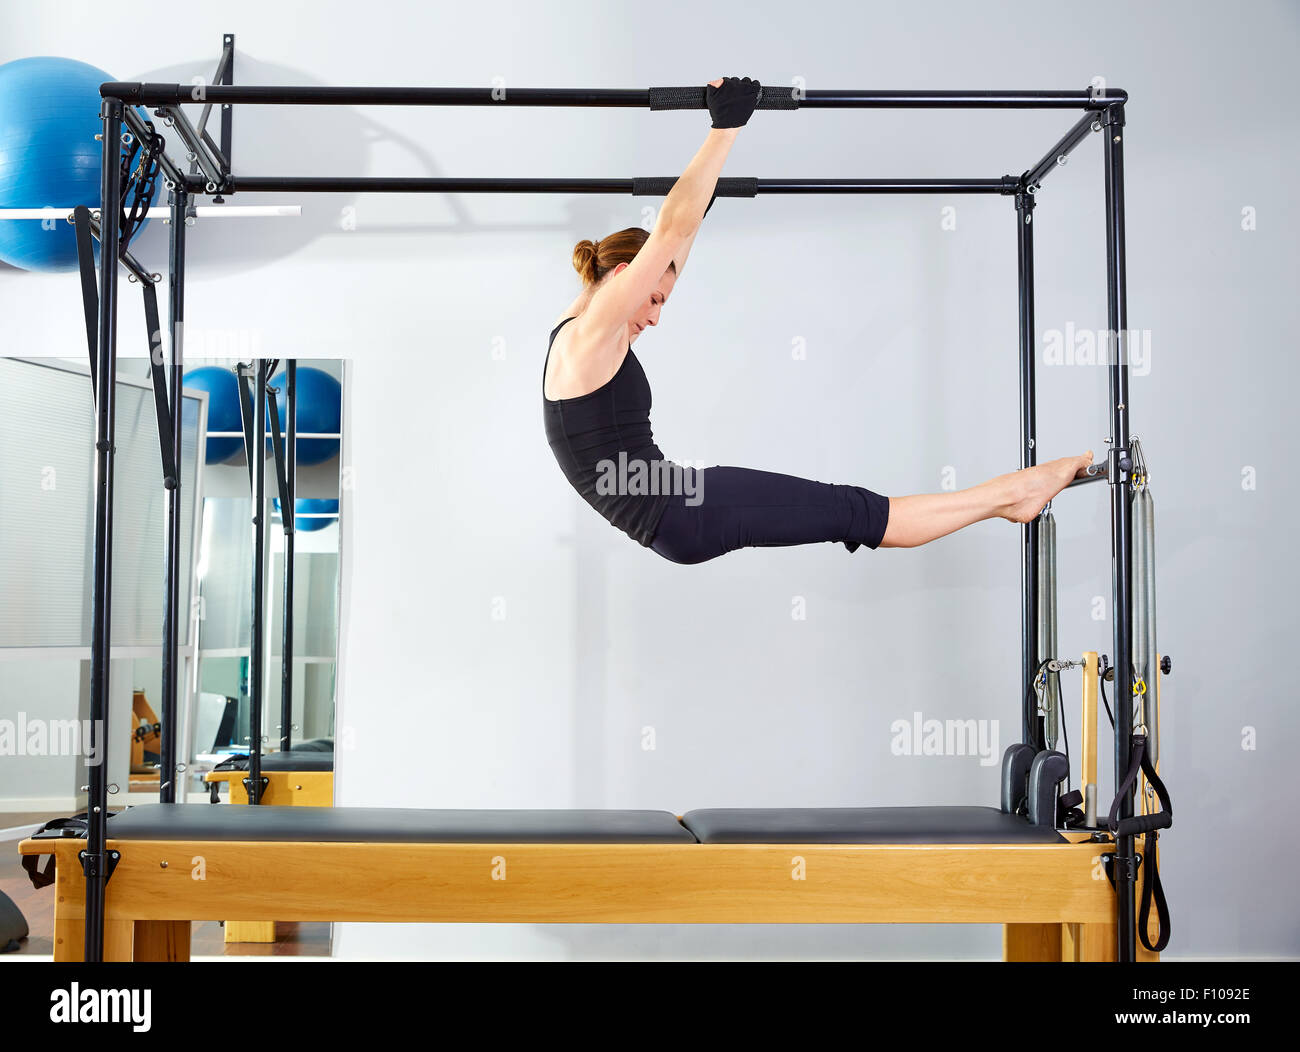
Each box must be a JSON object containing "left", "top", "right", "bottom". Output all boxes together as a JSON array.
[{"left": 572, "top": 238, "right": 599, "bottom": 284}]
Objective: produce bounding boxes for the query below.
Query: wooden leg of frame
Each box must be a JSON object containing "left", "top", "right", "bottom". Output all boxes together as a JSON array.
[
  {"left": 1002, "top": 923, "right": 1064, "bottom": 961},
  {"left": 133, "top": 920, "right": 192, "bottom": 962},
  {"left": 225, "top": 920, "right": 276, "bottom": 943},
  {"left": 1063, "top": 922, "right": 1117, "bottom": 961},
  {"left": 104, "top": 920, "right": 134, "bottom": 961},
  {"left": 52, "top": 909, "right": 84, "bottom": 962},
  {"left": 47, "top": 849, "right": 137, "bottom": 961},
  {"left": 48, "top": 861, "right": 134, "bottom": 961},
  {"left": 58, "top": 916, "right": 135, "bottom": 961}
]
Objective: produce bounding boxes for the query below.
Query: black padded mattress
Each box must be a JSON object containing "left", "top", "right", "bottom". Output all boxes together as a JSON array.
[
  {"left": 40, "top": 804, "right": 1064, "bottom": 847},
  {"left": 681, "top": 806, "right": 1066, "bottom": 844},
  {"left": 97, "top": 803, "right": 696, "bottom": 843},
  {"left": 214, "top": 752, "right": 335, "bottom": 772}
]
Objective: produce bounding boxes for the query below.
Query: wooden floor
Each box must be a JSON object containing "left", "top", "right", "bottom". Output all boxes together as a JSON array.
[{"left": 0, "top": 812, "right": 331, "bottom": 957}]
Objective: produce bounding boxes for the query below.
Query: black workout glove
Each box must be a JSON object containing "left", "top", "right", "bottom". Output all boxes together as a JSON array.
[{"left": 706, "top": 76, "right": 762, "bottom": 128}]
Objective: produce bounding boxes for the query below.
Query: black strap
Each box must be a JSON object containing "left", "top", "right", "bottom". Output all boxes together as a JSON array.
[
  {"left": 142, "top": 280, "right": 179, "bottom": 487},
  {"left": 72, "top": 206, "right": 99, "bottom": 397},
  {"left": 1138, "top": 835, "right": 1171, "bottom": 952},
  {"left": 1107, "top": 734, "right": 1173, "bottom": 952},
  {"left": 20, "top": 815, "right": 93, "bottom": 890},
  {"left": 266, "top": 382, "right": 293, "bottom": 527},
  {"left": 1108, "top": 734, "right": 1173, "bottom": 836},
  {"left": 235, "top": 365, "right": 258, "bottom": 492},
  {"left": 21, "top": 853, "right": 56, "bottom": 890},
  {"left": 1057, "top": 788, "right": 1085, "bottom": 828}
]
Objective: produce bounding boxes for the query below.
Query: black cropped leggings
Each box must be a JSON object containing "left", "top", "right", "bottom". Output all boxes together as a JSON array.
[{"left": 648, "top": 465, "right": 891, "bottom": 565}]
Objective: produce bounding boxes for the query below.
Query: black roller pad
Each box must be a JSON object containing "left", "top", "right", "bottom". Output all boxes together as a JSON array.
[
  {"left": 215, "top": 752, "right": 334, "bottom": 772},
  {"left": 101, "top": 803, "right": 698, "bottom": 843},
  {"left": 681, "top": 806, "right": 1066, "bottom": 844}
]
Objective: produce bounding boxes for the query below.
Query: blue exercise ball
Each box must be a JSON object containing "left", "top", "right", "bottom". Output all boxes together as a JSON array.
[
  {"left": 274, "top": 498, "right": 338, "bottom": 532},
  {"left": 0, "top": 57, "right": 154, "bottom": 272},
  {"left": 183, "top": 367, "right": 247, "bottom": 465},
  {"left": 268, "top": 366, "right": 341, "bottom": 466}
]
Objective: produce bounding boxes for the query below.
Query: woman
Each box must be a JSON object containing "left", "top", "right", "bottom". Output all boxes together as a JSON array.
[{"left": 544, "top": 77, "right": 1091, "bottom": 564}]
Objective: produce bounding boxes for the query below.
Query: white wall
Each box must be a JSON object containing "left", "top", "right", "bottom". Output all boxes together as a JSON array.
[
  {"left": 0, "top": 660, "right": 83, "bottom": 811},
  {"left": 2, "top": 0, "right": 1297, "bottom": 959}
]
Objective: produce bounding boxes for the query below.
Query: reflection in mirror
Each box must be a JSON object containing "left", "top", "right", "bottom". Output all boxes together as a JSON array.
[
  {"left": 0, "top": 356, "right": 345, "bottom": 818},
  {"left": 187, "top": 359, "right": 345, "bottom": 804}
]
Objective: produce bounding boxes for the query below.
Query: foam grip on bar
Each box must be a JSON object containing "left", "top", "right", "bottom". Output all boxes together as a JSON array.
[
  {"left": 1111, "top": 812, "right": 1172, "bottom": 837},
  {"left": 648, "top": 85, "right": 800, "bottom": 110},
  {"left": 632, "top": 177, "right": 759, "bottom": 198}
]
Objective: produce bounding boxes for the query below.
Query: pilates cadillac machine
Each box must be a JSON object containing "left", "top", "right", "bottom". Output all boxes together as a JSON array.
[{"left": 18, "top": 39, "right": 1172, "bottom": 962}]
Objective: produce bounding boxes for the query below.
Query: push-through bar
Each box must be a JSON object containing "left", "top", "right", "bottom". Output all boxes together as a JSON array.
[
  {"left": 101, "top": 82, "right": 1125, "bottom": 110},
  {"left": 212, "top": 176, "right": 1022, "bottom": 196},
  {"left": 1067, "top": 461, "right": 1110, "bottom": 488}
]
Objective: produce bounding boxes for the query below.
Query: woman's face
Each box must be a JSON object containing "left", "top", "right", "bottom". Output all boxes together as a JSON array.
[{"left": 629, "top": 268, "right": 677, "bottom": 344}]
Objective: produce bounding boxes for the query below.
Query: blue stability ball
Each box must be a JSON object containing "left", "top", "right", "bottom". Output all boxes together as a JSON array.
[
  {"left": 0, "top": 57, "right": 149, "bottom": 272},
  {"left": 183, "top": 367, "right": 247, "bottom": 465},
  {"left": 274, "top": 498, "right": 338, "bottom": 533},
  {"left": 268, "top": 366, "right": 341, "bottom": 466}
]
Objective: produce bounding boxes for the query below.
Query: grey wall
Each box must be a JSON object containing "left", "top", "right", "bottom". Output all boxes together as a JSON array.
[{"left": 2, "top": 0, "right": 1296, "bottom": 959}]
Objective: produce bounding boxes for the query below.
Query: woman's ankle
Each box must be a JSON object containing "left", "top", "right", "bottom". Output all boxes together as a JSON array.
[{"left": 978, "top": 474, "right": 1021, "bottom": 522}]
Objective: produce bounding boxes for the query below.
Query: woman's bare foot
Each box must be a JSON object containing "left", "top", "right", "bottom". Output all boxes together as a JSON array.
[{"left": 997, "top": 452, "right": 1095, "bottom": 523}]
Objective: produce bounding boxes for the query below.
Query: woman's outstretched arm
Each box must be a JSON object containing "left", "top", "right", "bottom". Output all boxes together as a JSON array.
[
  {"left": 658, "top": 77, "right": 759, "bottom": 278},
  {"left": 658, "top": 126, "right": 737, "bottom": 240},
  {"left": 670, "top": 216, "right": 705, "bottom": 280}
]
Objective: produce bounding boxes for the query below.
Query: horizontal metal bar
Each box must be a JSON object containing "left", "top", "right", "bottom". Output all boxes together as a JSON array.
[
  {"left": 102, "top": 82, "right": 1125, "bottom": 110},
  {"left": 758, "top": 178, "right": 1017, "bottom": 194},
  {"left": 0, "top": 205, "right": 299, "bottom": 220},
  {"left": 221, "top": 176, "right": 1018, "bottom": 196},
  {"left": 1067, "top": 461, "right": 1110, "bottom": 488},
  {"left": 1023, "top": 111, "right": 1102, "bottom": 189}
]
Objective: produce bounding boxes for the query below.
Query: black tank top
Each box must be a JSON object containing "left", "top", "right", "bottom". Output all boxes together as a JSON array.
[{"left": 543, "top": 317, "right": 674, "bottom": 546}]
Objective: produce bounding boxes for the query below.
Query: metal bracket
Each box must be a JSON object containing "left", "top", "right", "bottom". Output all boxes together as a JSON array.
[
  {"left": 78, "top": 849, "right": 121, "bottom": 885},
  {"left": 1107, "top": 445, "right": 1133, "bottom": 485},
  {"left": 1100, "top": 102, "right": 1126, "bottom": 129},
  {"left": 1101, "top": 850, "right": 1140, "bottom": 889},
  {"left": 242, "top": 776, "right": 269, "bottom": 797},
  {"left": 1014, "top": 186, "right": 1037, "bottom": 223}
]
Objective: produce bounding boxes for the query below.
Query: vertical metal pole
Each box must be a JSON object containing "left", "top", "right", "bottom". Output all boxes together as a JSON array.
[
  {"left": 159, "top": 188, "right": 187, "bottom": 803},
  {"left": 247, "top": 359, "right": 267, "bottom": 803},
  {"left": 1102, "top": 101, "right": 1138, "bottom": 962},
  {"left": 1015, "top": 188, "right": 1042, "bottom": 751},
  {"left": 280, "top": 361, "right": 296, "bottom": 751},
  {"left": 83, "top": 98, "right": 123, "bottom": 963}
]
